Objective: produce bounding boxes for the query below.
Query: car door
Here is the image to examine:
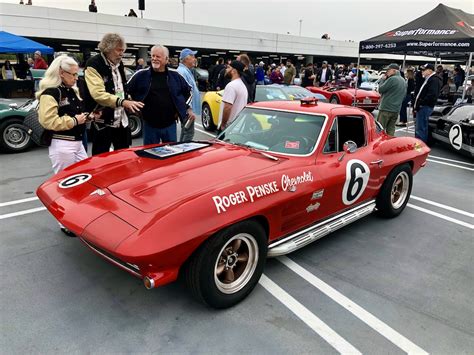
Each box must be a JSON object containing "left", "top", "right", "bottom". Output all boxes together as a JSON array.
[{"left": 315, "top": 114, "right": 384, "bottom": 217}]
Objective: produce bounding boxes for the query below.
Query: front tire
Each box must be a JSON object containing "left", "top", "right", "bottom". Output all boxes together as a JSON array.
[
  {"left": 0, "top": 118, "right": 33, "bottom": 153},
  {"left": 185, "top": 220, "right": 267, "bottom": 308},
  {"left": 201, "top": 103, "right": 216, "bottom": 131},
  {"left": 376, "top": 164, "right": 412, "bottom": 218}
]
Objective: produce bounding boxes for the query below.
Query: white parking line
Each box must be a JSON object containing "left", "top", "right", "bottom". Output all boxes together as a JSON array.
[
  {"left": 426, "top": 159, "right": 474, "bottom": 172},
  {"left": 277, "top": 257, "right": 429, "bottom": 355},
  {"left": 0, "top": 196, "right": 39, "bottom": 207},
  {"left": 0, "top": 207, "right": 47, "bottom": 220},
  {"left": 259, "top": 274, "right": 362, "bottom": 354},
  {"left": 407, "top": 203, "right": 474, "bottom": 229},
  {"left": 428, "top": 155, "right": 474, "bottom": 166},
  {"left": 411, "top": 195, "right": 474, "bottom": 218}
]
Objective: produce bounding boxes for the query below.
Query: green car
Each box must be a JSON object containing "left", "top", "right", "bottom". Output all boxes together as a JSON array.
[{"left": 0, "top": 99, "right": 37, "bottom": 153}]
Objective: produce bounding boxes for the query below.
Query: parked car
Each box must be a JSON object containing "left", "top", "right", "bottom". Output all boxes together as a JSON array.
[
  {"left": 201, "top": 84, "right": 326, "bottom": 131},
  {"left": 360, "top": 77, "right": 383, "bottom": 91},
  {"left": 37, "top": 98, "right": 430, "bottom": 308},
  {"left": 428, "top": 103, "right": 474, "bottom": 157},
  {"left": 306, "top": 83, "right": 380, "bottom": 112}
]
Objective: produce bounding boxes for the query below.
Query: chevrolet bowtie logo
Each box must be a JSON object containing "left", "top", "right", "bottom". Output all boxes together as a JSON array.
[{"left": 90, "top": 189, "right": 106, "bottom": 196}]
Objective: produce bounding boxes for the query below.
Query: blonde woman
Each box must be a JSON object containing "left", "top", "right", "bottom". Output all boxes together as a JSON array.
[{"left": 37, "top": 55, "right": 89, "bottom": 236}]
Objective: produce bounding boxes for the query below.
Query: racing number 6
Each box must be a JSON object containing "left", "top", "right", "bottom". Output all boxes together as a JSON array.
[{"left": 342, "top": 160, "right": 370, "bottom": 205}]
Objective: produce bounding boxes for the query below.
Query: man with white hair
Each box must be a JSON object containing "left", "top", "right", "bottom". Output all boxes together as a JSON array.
[
  {"left": 84, "top": 32, "right": 144, "bottom": 155},
  {"left": 33, "top": 50, "right": 48, "bottom": 69},
  {"left": 127, "top": 44, "right": 193, "bottom": 145},
  {"left": 177, "top": 48, "right": 200, "bottom": 141},
  {"left": 256, "top": 61, "right": 265, "bottom": 85}
]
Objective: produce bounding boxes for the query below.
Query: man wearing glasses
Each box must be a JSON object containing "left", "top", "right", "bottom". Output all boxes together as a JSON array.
[{"left": 84, "top": 33, "right": 144, "bottom": 155}]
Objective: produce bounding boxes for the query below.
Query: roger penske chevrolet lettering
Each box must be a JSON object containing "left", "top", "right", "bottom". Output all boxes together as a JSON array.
[{"left": 37, "top": 99, "right": 430, "bottom": 308}]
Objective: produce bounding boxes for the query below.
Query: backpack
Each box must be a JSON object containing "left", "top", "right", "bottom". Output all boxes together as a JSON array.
[{"left": 23, "top": 88, "right": 61, "bottom": 147}]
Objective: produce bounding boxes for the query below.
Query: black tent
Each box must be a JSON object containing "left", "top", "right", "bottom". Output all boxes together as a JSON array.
[
  {"left": 357, "top": 3, "right": 473, "bottom": 101},
  {"left": 359, "top": 3, "right": 473, "bottom": 57}
]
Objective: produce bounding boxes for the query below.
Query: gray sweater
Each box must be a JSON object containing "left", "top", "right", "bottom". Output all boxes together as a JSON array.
[{"left": 378, "top": 72, "right": 406, "bottom": 113}]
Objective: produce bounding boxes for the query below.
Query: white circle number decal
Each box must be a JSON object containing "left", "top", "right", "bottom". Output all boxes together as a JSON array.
[
  {"left": 59, "top": 173, "right": 92, "bottom": 189},
  {"left": 342, "top": 160, "right": 370, "bottom": 205},
  {"left": 448, "top": 124, "right": 462, "bottom": 150}
]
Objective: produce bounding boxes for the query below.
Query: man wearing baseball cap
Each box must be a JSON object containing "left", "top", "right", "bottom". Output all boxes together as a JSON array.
[
  {"left": 217, "top": 60, "right": 248, "bottom": 131},
  {"left": 376, "top": 63, "right": 406, "bottom": 136},
  {"left": 177, "top": 48, "right": 200, "bottom": 141},
  {"left": 413, "top": 63, "right": 441, "bottom": 143}
]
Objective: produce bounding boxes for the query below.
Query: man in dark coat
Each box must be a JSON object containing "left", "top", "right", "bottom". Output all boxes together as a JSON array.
[{"left": 413, "top": 64, "right": 442, "bottom": 143}]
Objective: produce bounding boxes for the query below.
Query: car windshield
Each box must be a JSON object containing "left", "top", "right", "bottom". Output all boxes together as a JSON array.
[
  {"left": 255, "top": 87, "right": 288, "bottom": 101},
  {"left": 217, "top": 107, "right": 326, "bottom": 156}
]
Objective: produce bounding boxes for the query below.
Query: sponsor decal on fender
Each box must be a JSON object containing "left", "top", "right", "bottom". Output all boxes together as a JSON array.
[{"left": 212, "top": 171, "right": 314, "bottom": 214}]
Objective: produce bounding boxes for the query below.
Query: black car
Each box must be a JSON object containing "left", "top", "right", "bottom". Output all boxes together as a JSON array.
[{"left": 428, "top": 103, "right": 474, "bottom": 157}]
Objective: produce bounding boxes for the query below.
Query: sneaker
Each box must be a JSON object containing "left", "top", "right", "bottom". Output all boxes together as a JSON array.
[
  {"left": 60, "top": 227, "right": 77, "bottom": 238},
  {"left": 396, "top": 123, "right": 407, "bottom": 127}
]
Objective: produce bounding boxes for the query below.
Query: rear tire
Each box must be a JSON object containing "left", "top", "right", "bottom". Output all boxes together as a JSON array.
[
  {"left": 201, "top": 103, "right": 216, "bottom": 131},
  {"left": 0, "top": 118, "right": 33, "bottom": 153},
  {"left": 376, "top": 164, "right": 412, "bottom": 218},
  {"left": 185, "top": 220, "right": 267, "bottom": 309},
  {"left": 330, "top": 95, "right": 340, "bottom": 104}
]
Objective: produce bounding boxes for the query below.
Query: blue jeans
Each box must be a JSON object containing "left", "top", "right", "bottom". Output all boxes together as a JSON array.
[
  {"left": 399, "top": 94, "right": 411, "bottom": 123},
  {"left": 143, "top": 121, "right": 177, "bottom": 145},
  {"left": 415, "top": 106, "right": 433, "bottom": 143}
]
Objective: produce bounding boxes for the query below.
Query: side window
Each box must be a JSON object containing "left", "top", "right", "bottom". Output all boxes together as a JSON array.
[
  {"left": 337, "top": 115, "right": 366, "bottom": 151},
  {"left": 323, "top": 118, "right": 338, "bottom": 153}
]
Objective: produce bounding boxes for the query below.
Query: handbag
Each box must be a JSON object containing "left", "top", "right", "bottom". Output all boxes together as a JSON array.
[{"left": 23, "top": 88, "right": 62, "bottom": 147}]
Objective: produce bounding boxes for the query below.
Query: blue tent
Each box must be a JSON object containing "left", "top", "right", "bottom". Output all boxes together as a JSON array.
[{"left": 0, "top": 31, "right": 54, "bottom": 54}]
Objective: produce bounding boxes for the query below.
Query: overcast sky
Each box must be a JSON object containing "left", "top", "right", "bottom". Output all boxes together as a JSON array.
[{"left": 2, "top": 0, "right": 472, "bottom": 41}]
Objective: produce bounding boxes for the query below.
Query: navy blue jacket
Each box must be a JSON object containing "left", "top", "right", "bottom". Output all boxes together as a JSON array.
[{"left": 126, "top": 66, "right": 192, "bottom": 123}]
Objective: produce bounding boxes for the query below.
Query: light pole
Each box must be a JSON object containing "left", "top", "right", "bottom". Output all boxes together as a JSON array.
[
  {"left": 182, "top": 0, "right": 186, "bottom": 23},
  {"left": 299, "top": 19, "right": 302, "bottom": 36}
]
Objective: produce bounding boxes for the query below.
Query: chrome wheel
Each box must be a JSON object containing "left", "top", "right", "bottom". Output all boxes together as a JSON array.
[
  {"left": 214, "top": 233, "right": 259, "bottom": 294},
  {"left": 391, "top": 171, "right": 409, "bottom": 209},
  {"left": 3, "top": 123, "right": 30, "bottom": 150},
  {"left": 201, "top": 104, "right": 215, "bottom": 131}
]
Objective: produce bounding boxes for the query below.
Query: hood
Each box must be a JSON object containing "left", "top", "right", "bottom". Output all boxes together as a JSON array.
[{"left": 83, "top": 142, "right": 280, "bottom": 212}]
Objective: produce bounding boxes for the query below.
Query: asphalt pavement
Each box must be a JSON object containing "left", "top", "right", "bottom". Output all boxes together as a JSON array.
[{"left": 1, "top": 119, "right": 473, "bottom": 353}]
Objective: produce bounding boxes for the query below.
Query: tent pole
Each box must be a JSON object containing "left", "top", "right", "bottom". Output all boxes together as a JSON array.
[
  {"left": 461, "top": 52, "right": 473, "bottom": 102},
  {"left": 402, "top": 53, "right": 406, "bottom": 71},
  {"left": 354, "top": 52, "right": 361, "bottom": 106}
]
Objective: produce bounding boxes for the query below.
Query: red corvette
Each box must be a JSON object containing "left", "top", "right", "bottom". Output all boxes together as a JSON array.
[
  {"left": 306, "top": 83, "right": 380, "bottom": 112},
  {"left": 37, "top": 98, "right": 429, "bottom": 308}
]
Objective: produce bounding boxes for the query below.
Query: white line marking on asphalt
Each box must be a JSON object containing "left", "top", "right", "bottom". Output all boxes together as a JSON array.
[
  {"left": 428, "top": 155, "right": 474, "bottom": 166},
  {"left": 426, "top": 159, "right": 474, "bottom": 172},
  {"left": 0, "top": 196, "right": 39, "bottom": 207},
  {"left": 408, "top": 203, "right": 474, "bottom": 229},
  {"left": 259, "top": 274, "right": 362, "bottom": 354},
  {"left": 395, "top": 123, "right": 415, "bottom": 132},
  {"left": 411, "top": 195, "right": 474, "bottom": 218},
  {"left": 0, "top": 207, "right": 47, "bottom": 220},
  {"left": 194, "top": 122, "right": 217, "bottom": 138},
  {"left": 278, "top": 257, "right": 429, "bottom": 355}
]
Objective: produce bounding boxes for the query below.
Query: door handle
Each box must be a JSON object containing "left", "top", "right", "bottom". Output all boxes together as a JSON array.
[{"left": 370, "top": 159, "right": 384, "bottom": 166}]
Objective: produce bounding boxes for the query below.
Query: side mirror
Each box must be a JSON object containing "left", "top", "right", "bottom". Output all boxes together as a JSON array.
[
  {"left": 9, "top": 103, "right": 18, "bottom": 110},
  {"left": 338, "top": 141, "right": 357, "bottom": 162},
  {"left": 343, "top": 140, "right": 358, "bottom": 153}
]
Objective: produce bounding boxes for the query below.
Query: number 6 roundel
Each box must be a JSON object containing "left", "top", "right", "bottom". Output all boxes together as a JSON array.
[{"left": 342, "top": 160, "right": 370, "bottom": 205}]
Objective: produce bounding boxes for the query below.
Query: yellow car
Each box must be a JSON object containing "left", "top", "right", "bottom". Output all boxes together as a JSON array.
[{"left": 201, "top": 84, "right": 326, "bottom": 131}]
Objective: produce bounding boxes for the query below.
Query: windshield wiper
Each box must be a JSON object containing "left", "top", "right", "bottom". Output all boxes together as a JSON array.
[{"left": 257, "top": 151, "right": 279, "bottom": 161}]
